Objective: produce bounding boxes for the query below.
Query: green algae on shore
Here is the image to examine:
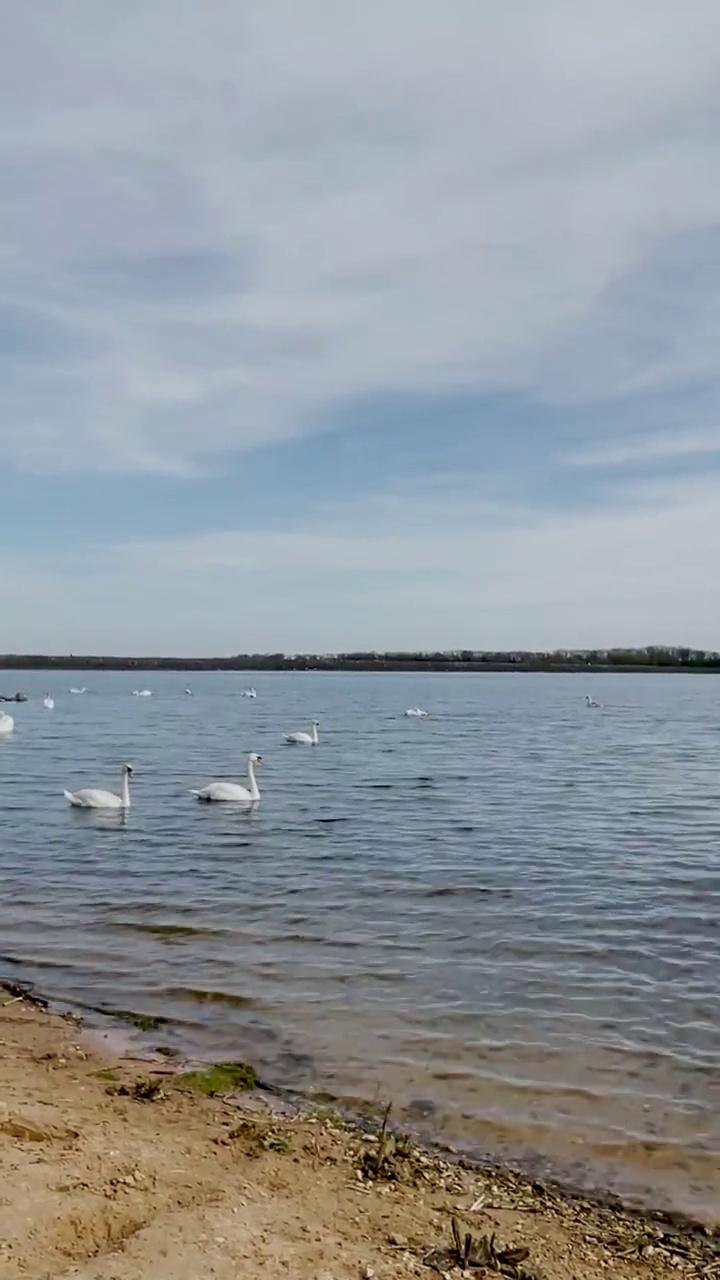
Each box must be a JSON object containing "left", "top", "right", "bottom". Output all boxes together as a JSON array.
[{"left": 176, "top": 1061, "right": 258, "bottom": 1095}]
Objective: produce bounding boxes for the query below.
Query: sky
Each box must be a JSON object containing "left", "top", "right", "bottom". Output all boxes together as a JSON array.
[{"left": 3, "top": 1, "right": 720, "bottom": 655}]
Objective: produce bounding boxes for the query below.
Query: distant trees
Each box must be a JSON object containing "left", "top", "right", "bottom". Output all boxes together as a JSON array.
[{"left": 2, "top": 647, "right": 720, "bottom": 672}]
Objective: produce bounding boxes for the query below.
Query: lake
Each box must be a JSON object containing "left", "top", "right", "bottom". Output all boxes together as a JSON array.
[{"left": 0, "top": 669, "right": 718, "bottom": 1218}]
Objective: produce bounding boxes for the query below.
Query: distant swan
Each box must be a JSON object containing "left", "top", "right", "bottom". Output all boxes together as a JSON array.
[
  {"left": 64, "top": 763, "right": 133, "bottom": 809},
  {"left": 185, "top": 687, "right": 193, "bottom": 696},
  {"left": 405, "top": 707, "right": 428, "bottom": 717},
  {"left": 133, "top": 689, "right": 152, "bottom": 697},
  {"left": 585, "top": 695, "right": 603, "bottom": 708},
  {"left": 191, "top": 752, "right": 262, "bottom": 803},
  {"left": 241, "top": 688, "right": 257, "bottom": 698},
  {"left": 43, "top": 694, "right": 54, "bottom": 710},
  {"left": 284, "top": 720, "right": 319, "bottom": 745},
  {"left": 0, "top": 712, "right": 14, "bottom": 736},
  {"left": 68, "top": 687, "right": 86, "bottom": 695}
]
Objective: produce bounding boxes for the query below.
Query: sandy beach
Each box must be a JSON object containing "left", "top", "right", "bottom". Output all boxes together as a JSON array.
[{"left": 0, "top": 985, "right": 717, "bottom": 1280}]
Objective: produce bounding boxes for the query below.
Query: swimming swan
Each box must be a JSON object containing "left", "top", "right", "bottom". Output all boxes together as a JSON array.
[
  {"left": 585, "top": 695, "right": 603, "bottom": 708},
  {"left": 43, "top": 694, "right": 54, "bottom": 710},
  {"left": 283, "top": 721, "right": 319, "bottom": 745},
  {"left": 191, "top": 752, "right": 263, "bottom": 803},
  {"left": 64, "top": 763, "right": 133, "bottom": 809},
  {"left": 185, "top": 687, "right": 193, "bottom": 696},
  {"left": 133, "top": 689, "right": 152, "bottom": 697},
  {"left": 68, "top": 687, "right": 86, "bottom": 694},
  {"left": 0, "top": 712, "right": 14, "bottom": 735},
  {"left": 241, "top": 688, "right": 257, "bottom": 698},
  {"left": 405, "top": 707, "right": 428, "bottom": 717}
]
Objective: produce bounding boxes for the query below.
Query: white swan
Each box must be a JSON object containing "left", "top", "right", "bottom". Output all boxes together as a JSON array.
[
  {"left": 284, "top": 720, "right": 319, "bottom": 745},
  {"left": 64, "top": 763, "right": 133, "bottom": 809},
  {"left": 185, "top": 687, "right": 193, "bottom": 696},
  {"left": 0, "top": 712, "right": 14, "bottom": 736},
  {"left": 191, "top": 752, "right": 262, "bottom": 803},
  {"left": 133, "top": 689, "right": 152, "bottom": 697},
  {"left": 585, "top": 695, "right": 603, "bottom": 708},
  {"left": 405, "top": 707, "right": 428, "bottom": 718},
  {"left": 43, "top": 694, "right": 54, "bottom": 710},
  {"left": 68, "top": 687, "right": 86, "bottom": 694},
  {"left": 241, "top": 688, "right": 257, "bottom": 698}
]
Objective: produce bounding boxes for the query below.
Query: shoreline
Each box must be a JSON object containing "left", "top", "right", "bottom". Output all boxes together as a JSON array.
[
  {"left": 3, "top": 657, "right": 720, "bottom": 675},
  {"left": 1, "top": 983, "right": 717, "bottom": 1280}
]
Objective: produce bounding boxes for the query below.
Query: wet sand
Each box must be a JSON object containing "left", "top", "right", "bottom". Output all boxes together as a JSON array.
[{"left": 1, "top": 985, "right": 717, "bottom": 1280}]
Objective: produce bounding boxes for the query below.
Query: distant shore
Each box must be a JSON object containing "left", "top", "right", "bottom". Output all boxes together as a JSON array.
[{"left": 1, "top": 651, "right": 720, "bottom": 674}]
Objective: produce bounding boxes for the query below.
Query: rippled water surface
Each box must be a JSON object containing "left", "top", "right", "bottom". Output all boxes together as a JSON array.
[{"left": 1, "top": 670, "right": 719, "bottom": 1216}]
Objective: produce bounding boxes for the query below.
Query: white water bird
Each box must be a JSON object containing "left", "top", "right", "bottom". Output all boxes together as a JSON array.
[
  {"left": 585, "top": 695, "right": 603, "bottom": 708},
  {"left": 133, "top": 689, "right": 152, "bottom": 697},
  {"left": 43, "top": 694, "right": 54, "bottom": 710},
  {"left": 68, "top": 687, "right": 86, "bottom": 694},
  {"left": 283, "top": 720, "right": 319, "bottom": 745},
  {"left": 0, "top": 712, "right": 14, "bottom": 735},
  {"left": 64, "top": 763, "right": 133, "bottom": 809},
  {"left": 191, "top": 752, "right": 263, "bottom": 803},
  {"left": 241, "top": 687, "right": 257, "bottom": 698},
  {"left": 405, "top": 707, "right": 428, "bottom": 718},
  {"left": 185, "top": 687, "right": 193, "bottom": 696}
]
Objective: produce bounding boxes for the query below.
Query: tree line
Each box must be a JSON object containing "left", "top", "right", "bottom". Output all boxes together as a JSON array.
[{"left": 1, "top": 647, "right": 719, "bottom": 672}]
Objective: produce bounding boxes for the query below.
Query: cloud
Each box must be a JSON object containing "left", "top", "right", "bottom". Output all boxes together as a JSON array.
[
  {"left": 562, "top": 427, "right": 720, "bottom": 469},
  {"left": 7, "top": 469, "right": 711, "bottom": 655},
  {"left": 2, "top": 2, "right": 720, "bottom": 474}
]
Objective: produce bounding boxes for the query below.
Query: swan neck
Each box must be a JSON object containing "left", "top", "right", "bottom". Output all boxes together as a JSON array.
[
  {"left": 247, "top": 758, "right": 260, "bottom": 801},
  {"left": 311, "top": 724, "right": 318, "bottom": 744},
  {"left": 121, "top": 772, "right": 131, "bottom": 808}
]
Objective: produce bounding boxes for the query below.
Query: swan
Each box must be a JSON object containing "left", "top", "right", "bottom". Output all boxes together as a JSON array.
[
  {"left": 43, "top": 694, "right": 54, "bottom": 710},
  {"left": 284, "top": 720, "right": 319, "bottom": 745},
  {"left": 0, "top": 712, "right": 14, "bottom": 736},
  {"left": 133, "top": 689, "right": 152, "bottom": 697},
  {"left": 585, "top": 695, "right": 603, "bottom": 708},
  {"left": 64, "top": 763, "right": 133, "bottom": 809},
  {"left": 68, "top": 687, "right": 86, "bottom": 695},
  {"left": 185, "top": 687, "right": 193, "bottom": 696},
  {"left": 191, "top": 752, "right": 262, "bottom": 803},
  {"left": 241, "top": 688, "right": 257, "bottom": 698},
  {"left": 405, "top": 707, "right": 428, "bottom": 718}
]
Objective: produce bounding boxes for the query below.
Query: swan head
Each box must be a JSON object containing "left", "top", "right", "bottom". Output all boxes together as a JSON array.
[
  {"left": 312, "top": 720, "right": 320, "bottom": 727},
  {"left": 122, "top": 763, "right": 134, "bottom": 777},
  {"left": 249, "top": 753, "right": 263, "bottom": 767}
]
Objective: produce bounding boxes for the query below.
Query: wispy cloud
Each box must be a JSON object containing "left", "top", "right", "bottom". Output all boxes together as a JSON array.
[
  {"left": 4, "top": 4, "right": 720, "bottom": 651},
  {"left": 2, "top": 2, "right": 720, "bottom": 475},
  {"left": 561, "top": 427, "right": 720, "bottom": 469},
  {"left": 12, "top": 470, "right": 713, "bottom": 654}
]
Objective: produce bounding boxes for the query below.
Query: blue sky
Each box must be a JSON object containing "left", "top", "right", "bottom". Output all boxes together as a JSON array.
[{"left": 3, "top": 1, "right": 720, "bottom": 654}]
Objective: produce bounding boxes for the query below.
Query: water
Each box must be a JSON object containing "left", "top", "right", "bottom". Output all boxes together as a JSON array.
[{"left": 1, "top": 670, "right": 719, "bottom": 1218}]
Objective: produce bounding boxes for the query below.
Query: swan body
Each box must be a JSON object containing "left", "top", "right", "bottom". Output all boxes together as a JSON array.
[
  {"left": 185, "top": 687, "right": 193, "bottom": 695},
  {"left": 133, "top": 689, "right": 152, "bottom": 697},
  {"left": 241, "top": 688, "right": 257, "bottom": 698},
  {"left": 0, "top": 712, "right": 14, "bottom": 735},
  {"left": 284, "top": 720, "right": 319, "bottom": 745},
  {"left": 64, "top": 764, "right": 133, "bottom": 809},
  {"left": 68, "top": 687, "right": 86, "bottom": 694},
  {"left": 43, "top": 694, "right": 54, "bottom": 710},
  {"left": 405, "top": 707, "right": 428, "bottom": 717},
  {"left": 191, "top": 752, "right": 262, "bottom": 803},
  {"left": 585, "top": 695, "right": 602, "bottom": 708}
]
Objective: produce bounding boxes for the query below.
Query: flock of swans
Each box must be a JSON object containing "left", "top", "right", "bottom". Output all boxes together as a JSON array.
[
  {"left": 0, "top": 686, "right": 606, "bottom": 808},
  {"left": 65, "top": 716, "right": 320, "bottom": 809}
]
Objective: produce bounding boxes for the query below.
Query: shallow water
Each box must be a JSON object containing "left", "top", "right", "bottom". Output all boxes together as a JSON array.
[{"left": 1, "top": 670, "right": 719, "bottom": 1217}]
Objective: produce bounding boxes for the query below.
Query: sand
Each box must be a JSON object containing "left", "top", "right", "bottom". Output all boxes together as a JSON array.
[{"left": 0, "top": 988, "right": 717, "bottom": 1280}]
